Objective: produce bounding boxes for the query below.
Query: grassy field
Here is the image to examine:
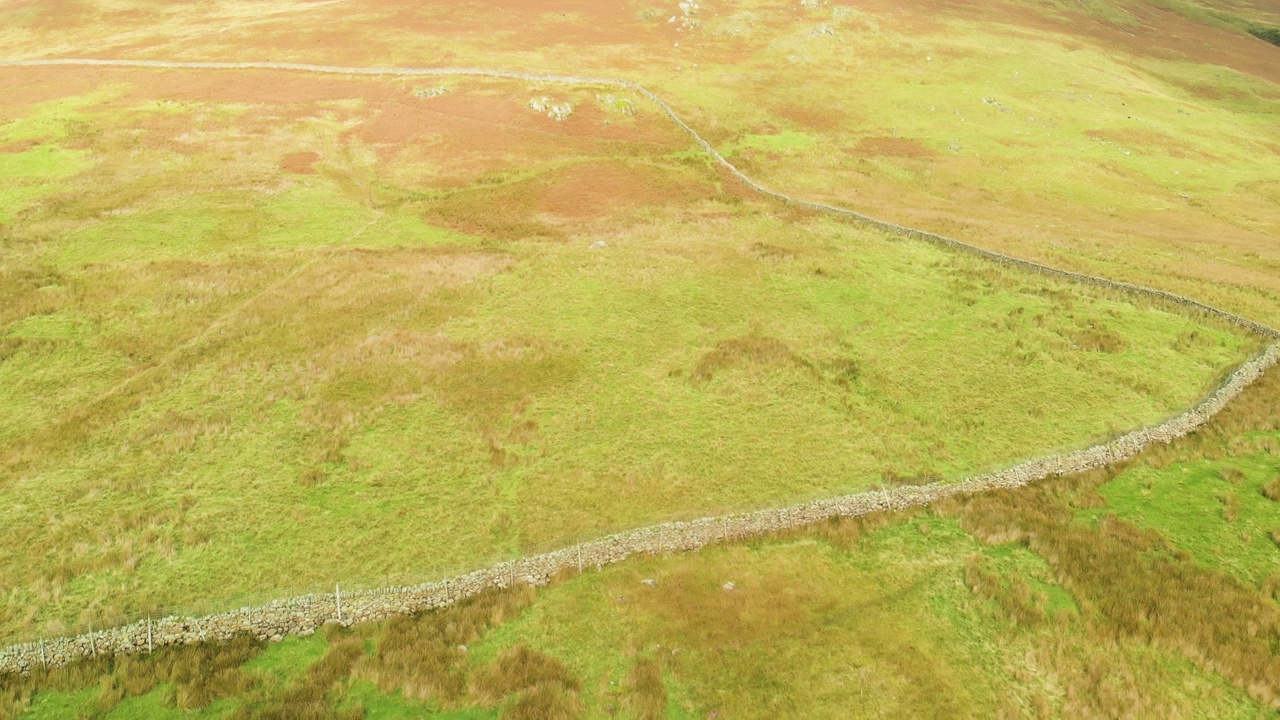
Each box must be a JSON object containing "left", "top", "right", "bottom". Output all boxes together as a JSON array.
[
  {"left": 0, "top": 75, "right": 1257, "bottom": 640},
  {"left": 2, "top": 0, "right": 1279, "bottom": 714},
  {"left": 4, "top": 366, "right": 1277, "bottom": 719}
]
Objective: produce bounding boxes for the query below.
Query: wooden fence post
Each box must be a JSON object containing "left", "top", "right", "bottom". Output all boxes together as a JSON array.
[
  {"left": 89, "top": 624, "right": 96, "bottom": 657},
  {"left": 147, "top": 617, "right": 153, "bottom": 654},
  {"left": 39, "top": 638, "right": 47, "bottom": 669},
  {"left": 576, "top": 545, "right": 583, "bottom": 573},
  {"left": 335, "top": 584, "right": 343, "bottom": 623}
]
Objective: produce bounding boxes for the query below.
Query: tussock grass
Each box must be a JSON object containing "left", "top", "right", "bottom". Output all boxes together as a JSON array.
[
  {"left": 622, "top": 656, "right": 667, "bottom": 720},
  {"left": 1261, "top": 476, "right": 1280, "bottom": 502},
  {"left": 355, "top": 585, "right": 536, "bottom": 705}
]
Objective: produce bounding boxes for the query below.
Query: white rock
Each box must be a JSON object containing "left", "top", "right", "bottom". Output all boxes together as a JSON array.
[{"left": 589, "top": 241, "right": 609, "bottom": 250}]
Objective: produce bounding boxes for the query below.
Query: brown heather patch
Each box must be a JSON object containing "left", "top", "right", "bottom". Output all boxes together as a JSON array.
[
  {"left": 473, "top": 645, "right": 583, "bottom": 718},
  {"left": 996, "top": 137, "right": 1038, "bottom": 148},
  {"left": 341, "top": 0, "right": 654, "bottom": 52},
  {"left": 532, "top": 160, "right": 715, "bottom": 220},
  {"left": 1182, "top": 83, "right": 1251, "bottom": 101},
  {"left": 355, "top": 586, "right": 536, "bottom": 704},
  {"left": 765, "top": 100, "right": 852, "bottom": 132},
  {"left": 279, "top": 151, "right": 320, "bottom": 174},
  {"left": 122, "top": 69, "right": 396, "bottom": 108},
  {"left": 1067, "top": 324, "right": 1128, "bottom": 354},
  {"left": 128, "top": 111, "right": 211, "bottom": 155},
  {"left": 915, "top": 0, "right": 1280, "bottom": 87},
  {"left": 964, "top": 556, "right": 1048, "bottom": 628},
  {"left": 424, "top": 158, "right": 721, "bottom": 237},
  {"left": 0, "top": 68, "right": 120, "bottom": 119},
  {"left": 853, "top": 136, "right": 934, "bottom": 158},
  {"left": 0, "top": 139, "right": 39, "bottom": 153},
  {"left": 1084, "top": 129, "right": 1213, "bottom": 160}
]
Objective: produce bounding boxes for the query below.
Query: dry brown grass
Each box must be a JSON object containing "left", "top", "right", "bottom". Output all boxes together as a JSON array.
[
  {"left": 622, "top": 655, "right": 666, "bottom": 720},
  {"left": 355, "top": 585, "right": 535, "bottom": 706},
  {"left": 964, "top": 556, "right": 1049, "bottom": 628},
  {"left": 690, "top": 335, "right": 800, "bottom": 383},
  {"left": 1261, "top": 476, "right": 1280, "bottom": 502},
  {"left": 473, "top": 645, "right": 583, "bottom": 719}
]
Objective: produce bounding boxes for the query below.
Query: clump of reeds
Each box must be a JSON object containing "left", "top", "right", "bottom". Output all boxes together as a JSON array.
[
  {"left": 252, "top": 629, "right": 364, "bottom": 720},
  {"left": 472, "top": 644, "right": 583, "bottom": 718},
  {"left": 1261, "top": 476, "right": 1280, "bottom": 502},
  {"left": 964, "top": 557, "right": 1047, "bottom": 627},
  {"left": 691, "top": 335, "right": 799, "bottom": 383},
  {"left": 623, "top": 655, "right": 667, "bottom": 719},
  {"left": 355, "top": 584, "right": 537, "bottom": 706},
  {"left": 953, "top": 478, "right": 1280, "bottom": 707}
]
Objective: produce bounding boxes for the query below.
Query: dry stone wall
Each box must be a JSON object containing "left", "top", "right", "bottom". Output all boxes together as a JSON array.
[
  {"left": 3, "top": 344, "right": 1277, "bottom": 677},
  {"left": 1, "top": 58, "right": 1278, "bottom": 677}
]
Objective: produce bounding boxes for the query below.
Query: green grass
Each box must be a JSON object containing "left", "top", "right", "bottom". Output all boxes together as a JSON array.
[
  {"left": 104, "top": 687, "right": 236, "bottom": 719},
  {"left": 242, "top": 633, "right": 329, "bottom": 686},
  {"left": 342, "top": 680, "right": 492, "bottom": 719},
  {"left": 1092, "top": 437, "right": 1280, "bottom": 589},
  {"left": 19, "top": 687, "right": 98, "bottom": 720},
  {"left": 0, "top": 77, "right": 1261, "bottom": 642},
  {"left": 722, "top": 130, "right": 817, "bottom": 157}
]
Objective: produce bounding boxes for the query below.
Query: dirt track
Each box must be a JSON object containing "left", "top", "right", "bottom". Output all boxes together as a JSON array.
[{"left": 1, "top": 57, "right": 1277, "bottom": 673}]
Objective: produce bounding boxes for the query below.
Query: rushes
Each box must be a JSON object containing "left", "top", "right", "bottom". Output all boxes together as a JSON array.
[
  {"left": 1261, "top": 476, "right": 1280, "bottom": 502},
  {"left": 623, "top": 655, "right": 667, "bottom": 719},
  {"left": 954, "top": 480, "right": 1280, "bottom": 707}
]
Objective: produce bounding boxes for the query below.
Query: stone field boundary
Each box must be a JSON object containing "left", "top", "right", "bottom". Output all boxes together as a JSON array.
[{"left": 1, "top": 58, "right": 1278, "bottom": 676}]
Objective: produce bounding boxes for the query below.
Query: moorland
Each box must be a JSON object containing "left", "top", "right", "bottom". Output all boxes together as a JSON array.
[{"left": 1, "top": 0, "right": 1278, "bottom": 716}]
